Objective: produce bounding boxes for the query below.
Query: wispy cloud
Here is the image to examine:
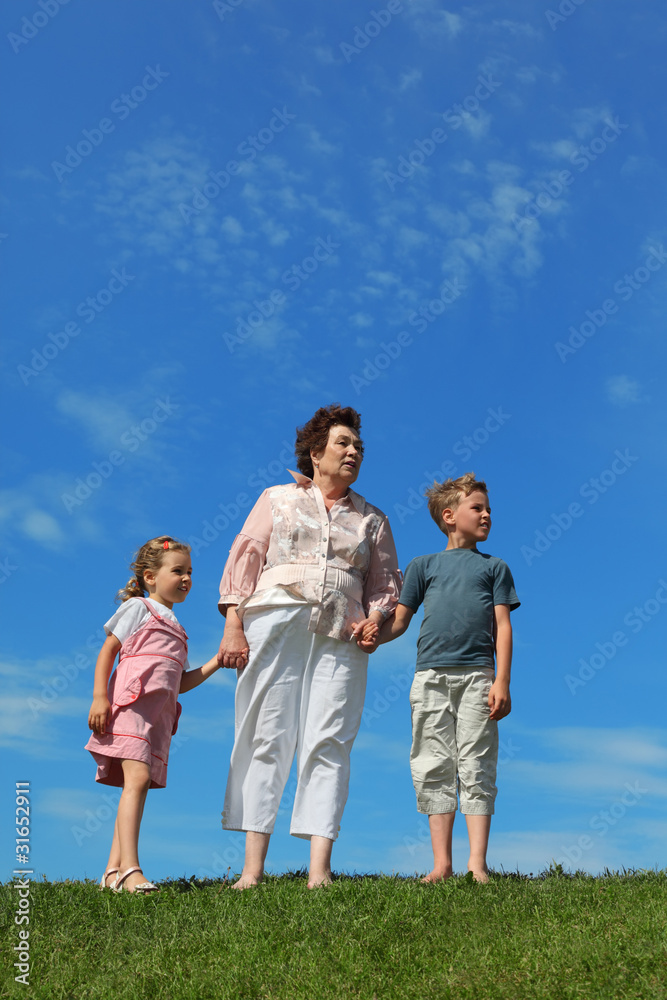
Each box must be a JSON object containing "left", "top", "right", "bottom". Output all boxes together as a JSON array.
[
  {"left": 398, "top": 69, "right": 422, "bottom": 92},
  {"left": 0, "top": 482, "right": 67, "bottom": 549},
  {"left": 606, "top": 375, "right": 644, "bottom": 407},
  {"left": 407, "top": 2, "right": 464, "bottom": 42}
]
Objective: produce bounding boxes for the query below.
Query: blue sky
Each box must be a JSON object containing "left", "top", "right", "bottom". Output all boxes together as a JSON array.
[{"left": 2, "top": 0, "right": 666, "bottom": 883}]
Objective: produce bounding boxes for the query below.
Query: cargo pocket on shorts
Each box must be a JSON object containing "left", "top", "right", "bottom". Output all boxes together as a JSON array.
[{"left": 115, "top": 676, "right": 142, "bottom": 706}]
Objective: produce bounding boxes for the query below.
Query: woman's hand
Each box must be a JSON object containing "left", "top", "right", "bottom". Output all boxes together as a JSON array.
[
  {"left": 218, "top": 606, "right": 250, "bottom": 670},
  {"left": 351, "top": 615, "right": 381, "bottom": 653},
  {"left": 88, "top": 694, "right": 111, "bottom": 734},
  {"left": 218, "top": 632, "right": 250, "bottom": 670}
]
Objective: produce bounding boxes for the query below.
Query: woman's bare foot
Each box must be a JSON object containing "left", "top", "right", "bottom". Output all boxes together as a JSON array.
[
  {"left": 420, "top": 867, "right": 453, "bottom": 884},
  {"left": 232, "top": 872, "right": 263, "bottom": 890},
  {"left": 307, "top": 870, "right": 332, "bottom": 889}
]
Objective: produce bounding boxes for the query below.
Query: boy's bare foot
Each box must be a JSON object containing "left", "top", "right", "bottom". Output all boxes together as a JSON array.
[
  {"left": 468, "top": 866, "right": 490, "bottom": 883},
  {"left": 232, "top": 872, "right": 263, "bottom": 890},
  {"left": 307, "top": 870, "right": 332, "bottom": 889},
  {"left": 420, "top": 867, "right": 453, "bottom": 883}
]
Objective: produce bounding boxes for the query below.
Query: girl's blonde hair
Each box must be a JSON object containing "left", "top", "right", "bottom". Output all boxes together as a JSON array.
[{"left": 116, "top": 536, "right": 191, "bottom": 603}]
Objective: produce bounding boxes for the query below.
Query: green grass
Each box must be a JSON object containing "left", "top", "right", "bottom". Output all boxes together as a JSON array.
[{"left": 2, "top": 869, "right": 666, "bottom": 999}]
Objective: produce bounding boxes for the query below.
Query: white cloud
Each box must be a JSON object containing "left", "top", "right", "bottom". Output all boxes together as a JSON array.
[
  {"left": 354, "top": 731, "right": 410, "bottom": 765},
  {"left": 491, "top": 19, "right": 540, "bottom": 39},
  {"left": 178, "top": 708, "right": 236, "bottom": 742},
  {"left": 398, "top": 69, "right": 422, "bottom": 92},
  {"left": 425, "top": 204, "right": 472, "bottom": 237},
  {"left": 397, "top": 225, "right": 430, "bottom": 252},
  {"left": 260, "top": 218, "right": 291, "bottom": 246},
  {"left": 531, "top": 138, "right": 578, "bottom": 159},
  {"left": 0, "top": 482, "right": 67, "bottom": 549},
  {"left": 296, "top": 74, "right": 322, "bottom": 98},
  {"left": 0, "top": 655, "right": 90, "bottom": 758},
  {"left": 407, "top": 2, "right": 464, "bottom": 42},
  {"left": 56, "top": 389, "right": 134, "bottom": 450},
  {"left": 606, "top": 375, "right": 643, "bottom": 406},
  {"left": 304, "top": 128, "right": 339, "bottom": 156},
  {"left": 451, "top": 159, "right": 478, "bottom": 176},
  {"left": 20, "top": 510, "right": 63, "bottom": 545},
  {"left": 350, "top": 312, "right": 374, "bottom": 328},
  {"left": 220, "top": 216, "right": 245, "bottom": 242},
  {"left": 365, "top": 270, "right": 401, "bottom": 289},
  {"left": 570, "top": 106, "right": 614, "bottom": 139},
  {"left": 40, "top": 787, "right": 120, "bottom": 823},
  {"left": 460, "top": 109, "right": 492, "bottom": 140},
  {"left": 620, "top": 155, "right": 657, "bottom": 177},
  {"left": 312, "top": 45, "right": 336, "bottom": 66},
  {"left": 12, "top": 164, "right": 50, "bottom": 182}
]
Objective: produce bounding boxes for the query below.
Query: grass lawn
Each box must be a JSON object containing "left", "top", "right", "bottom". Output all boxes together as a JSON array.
[{"left": 1, "top": 869, "right": 665, "bottom": 999}]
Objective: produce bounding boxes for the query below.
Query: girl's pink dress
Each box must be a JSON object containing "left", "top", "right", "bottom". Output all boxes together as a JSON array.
[{"left": 85, "top": 598, "right": 187, "bottom": 789}]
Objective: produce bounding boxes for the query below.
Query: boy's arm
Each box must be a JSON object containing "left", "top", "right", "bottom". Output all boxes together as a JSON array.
[
  {"left": 489, "top": 604, "right": 512, "bottom": 721},
  {"left": 88, "top": 635, "right": 121, "bottom": 734},
  {"left": 180, "top": 655, "right": 221, "bottom": 693},
  {"left": 377, "top": 603, "right": 414, "bottom": 644}
]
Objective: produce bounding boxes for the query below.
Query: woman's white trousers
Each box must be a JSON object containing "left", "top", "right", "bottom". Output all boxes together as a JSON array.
[{"left": 222, "top": 605, "right": 368, "bottom": 841}]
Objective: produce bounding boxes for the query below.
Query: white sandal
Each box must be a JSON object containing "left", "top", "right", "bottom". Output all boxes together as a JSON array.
[
  {"left": 99, "top": 867, "right": 119, "bottom": 890},
  {"left": 113, "top": 866, "right": 160, "bottom": 894}
]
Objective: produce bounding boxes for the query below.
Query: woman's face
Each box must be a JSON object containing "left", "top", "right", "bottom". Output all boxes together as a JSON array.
[{"left": 311, "top": 424, "right": 363, "bottom": 486}]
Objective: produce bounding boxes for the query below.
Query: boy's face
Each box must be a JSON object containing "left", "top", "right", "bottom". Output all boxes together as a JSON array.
[{"left": 444, "top": 490, "right": 491, "bottom": 544}]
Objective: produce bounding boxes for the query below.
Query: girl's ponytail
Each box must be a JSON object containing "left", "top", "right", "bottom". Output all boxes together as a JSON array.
[{"left": 116, "top": 576, "right": 145, "bottom": 603}]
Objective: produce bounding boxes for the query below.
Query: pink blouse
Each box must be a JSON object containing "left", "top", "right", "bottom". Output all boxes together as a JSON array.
[{"left": 219, "top": 471, "right": 402, "bottom": 642}]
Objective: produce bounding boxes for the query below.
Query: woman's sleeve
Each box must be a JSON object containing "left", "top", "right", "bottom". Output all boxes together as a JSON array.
[
  {"left": 218, "top": 490, "right": 273, "bottom": 613},
  {"left": 362, "top": 516, "right": 403, "bottom": 618}
]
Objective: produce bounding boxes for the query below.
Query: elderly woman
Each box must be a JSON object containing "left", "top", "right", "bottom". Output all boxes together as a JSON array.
[{"left": 218, "top": 404, "right": 401, "bottom": 887}]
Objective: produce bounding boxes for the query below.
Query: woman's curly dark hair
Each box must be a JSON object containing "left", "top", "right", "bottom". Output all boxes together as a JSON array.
[{"left": 295, "top": 404, "right": 363, "bottom": 478}]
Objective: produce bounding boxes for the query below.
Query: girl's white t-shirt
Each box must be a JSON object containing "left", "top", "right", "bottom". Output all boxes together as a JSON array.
[{"left": 104, "top": 597, "right": 191, "bottom": 670}]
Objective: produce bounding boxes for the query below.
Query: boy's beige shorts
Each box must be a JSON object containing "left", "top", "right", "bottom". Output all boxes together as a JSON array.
[{"left": 409, "top": 666, "right": 498, "bottom": 815}]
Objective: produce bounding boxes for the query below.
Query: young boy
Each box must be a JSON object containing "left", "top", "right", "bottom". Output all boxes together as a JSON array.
[{"left": 359, "top": 473, "right": 519, "bottom": 882}]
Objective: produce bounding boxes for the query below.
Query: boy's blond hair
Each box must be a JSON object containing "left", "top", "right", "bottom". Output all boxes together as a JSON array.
[{"left": 425, "top": 473, "right": 488, "bottom": 535}]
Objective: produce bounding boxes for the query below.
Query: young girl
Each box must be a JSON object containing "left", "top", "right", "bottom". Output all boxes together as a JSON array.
[{"left": 86, "top": 535, "right": 221, "bottom": 894}]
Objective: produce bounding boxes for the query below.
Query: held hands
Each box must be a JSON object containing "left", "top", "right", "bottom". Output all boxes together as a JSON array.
[
  {"left": 351, "top": 618, "right": 380, "bottom": 653},
  {"left": 217, "top": 632, "right": 250, "bottom": 671},
  {"left": 88, "top": 694, "right": 111, "bottom": 735},
  {"left": 488, "top": 680, "right": 511, "bottom": 721}
]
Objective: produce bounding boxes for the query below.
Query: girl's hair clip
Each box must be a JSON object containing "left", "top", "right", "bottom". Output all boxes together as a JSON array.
[{"left": 163, "top": 540, "right": 170, "bottom": 549}]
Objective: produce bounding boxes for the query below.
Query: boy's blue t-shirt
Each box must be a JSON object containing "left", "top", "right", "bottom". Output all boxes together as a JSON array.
[{"left": 400, "top": 548, "right": 520, "bottom": 670}]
